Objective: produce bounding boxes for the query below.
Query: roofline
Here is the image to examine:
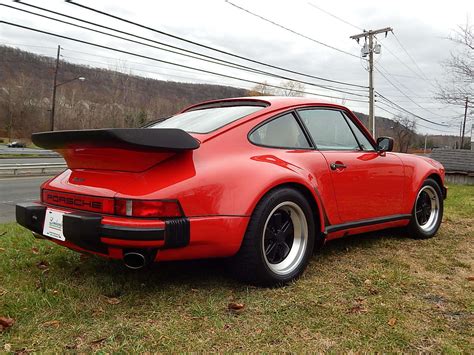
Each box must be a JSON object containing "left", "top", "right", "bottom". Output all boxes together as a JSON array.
[{"left": 179, "top": 97, "right": 272, "bottom": 113}]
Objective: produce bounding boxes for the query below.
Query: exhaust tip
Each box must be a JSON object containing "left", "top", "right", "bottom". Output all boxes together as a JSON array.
[{"left": 123, "top": 252, "right": 147, "bottom": 270}]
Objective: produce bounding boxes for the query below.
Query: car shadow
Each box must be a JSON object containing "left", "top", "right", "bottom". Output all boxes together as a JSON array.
[{"left": 71, "top": 227, "right": 410, "bottom": 292}]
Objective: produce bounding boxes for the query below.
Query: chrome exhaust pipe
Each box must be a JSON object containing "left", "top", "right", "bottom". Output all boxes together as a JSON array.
[{"left": 123, "top": 251, "right": 147, "bottom": 270}]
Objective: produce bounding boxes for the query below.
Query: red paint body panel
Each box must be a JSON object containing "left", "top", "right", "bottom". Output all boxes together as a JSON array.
[{"left": 30, "top": 97, "right": 445, "bottom": 262}]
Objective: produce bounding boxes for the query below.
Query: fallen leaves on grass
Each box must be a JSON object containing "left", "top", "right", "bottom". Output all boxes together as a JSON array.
[
  {"left": 0, "top": 317, "right": 15, "bottom": 331},
  {"left": 228, "top": 302, "right": 245, "bottom": 314},
  {"left": 4, "top": 344, "right": 11, "bottom": 352},
  {"left": 0, "top": 247, "right": 5, "bottom": 252},
  {"left": 105, "top": 297, "right": 121, "bottom": 305},
  {"left": 90, "top": 337, "right": 108, "bottom": 346},
  {"left": 466, "top": 276, "right": 474, "bottom": 281},
  {"left": 348, "top": 298, "right": 368, "bottom": 314},
  {"left": 92, "top": 307, "right": 105, "bottom": 317},
  {"left": 31, "top": 247, "right": 39, "bottom": 255},
  {"left": 36, "top": 260, "right": 49, "bottom": 270},
  {"left": 388, "top": 318, "right": 397, "bottom": 326},
  {"left": 42, "top": 320, "right": 60, "bottom": 328}
]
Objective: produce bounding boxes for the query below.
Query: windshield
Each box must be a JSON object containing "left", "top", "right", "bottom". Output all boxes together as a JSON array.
[{"left": 149, "top": 105, "right": 264, "bottom": 133}]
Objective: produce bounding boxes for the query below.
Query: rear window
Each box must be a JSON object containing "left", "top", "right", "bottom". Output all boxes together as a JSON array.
[{"left": 149, "top": 105, "right": 264, "bottom": 133}]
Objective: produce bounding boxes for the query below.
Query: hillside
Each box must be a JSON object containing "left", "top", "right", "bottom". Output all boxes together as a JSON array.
[
  {"left": 0, "top": 45, "right": 462, "bottom": 150},
  {"left": 0, "top": 45, "right": 246, "bottom": 135}
]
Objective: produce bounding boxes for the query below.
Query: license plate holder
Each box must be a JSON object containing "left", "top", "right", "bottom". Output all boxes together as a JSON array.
[{"left": 42, "top": 208, "right": 67, "bottom": 241}]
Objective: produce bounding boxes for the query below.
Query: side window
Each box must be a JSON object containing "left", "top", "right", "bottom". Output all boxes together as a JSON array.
[
  {"left": 298, "top": 109, "right": 359, "bottom": 150},
  {"left": 249, "top": 113, "right": 310, "bottom": 149},
  {"left": 343, "top": 113, "right": 375, "bottom": 151}
]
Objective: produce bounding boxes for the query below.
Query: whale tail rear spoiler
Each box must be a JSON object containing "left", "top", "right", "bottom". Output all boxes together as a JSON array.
[{"left": 32, "top": 128, "right": 200, "bottom": 172}]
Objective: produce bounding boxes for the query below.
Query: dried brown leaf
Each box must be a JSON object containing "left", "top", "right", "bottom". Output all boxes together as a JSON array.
[
  {"left": 105, "top": 297, "right": 121, "bottom": 305},
  {"left": 0, "top": 317, "right": 15, "bottom": 331},
  {"left": 36, "top": 261, "right": 49, "bottom": 270},
  {"left": 90, "top": 337, "right": 108, "bottom": 345},
  {"left": 467, "top": 276, "right": 474, "bottom": 281},
  {"left": 31, "top": 247, "right": 39, "bottom": 255},
  {"left": 42, "top": 320, "right": 60, "bottom": 328},
  {"left": 388, "top": 317, "right": 397, "bottom": 326},
  {"left": 228, "top": 302, "right": 245, "bottom": 314},
  {"left": 0, "top": 247, "right": 5, "bottom": 252}
]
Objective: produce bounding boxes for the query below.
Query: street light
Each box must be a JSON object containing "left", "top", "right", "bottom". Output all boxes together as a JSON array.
[{"left": 50, "top": 76, "right": 86, "bottom": 131}]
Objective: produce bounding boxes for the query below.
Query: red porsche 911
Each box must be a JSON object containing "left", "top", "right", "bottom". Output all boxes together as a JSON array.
[{"left": 16, "top": 97, "right": 446, "bottom": 286}]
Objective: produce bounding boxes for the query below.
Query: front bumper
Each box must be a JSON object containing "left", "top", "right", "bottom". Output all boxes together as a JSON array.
[{"left": 16, "top": 202, "right": 190, "bottom": 255}]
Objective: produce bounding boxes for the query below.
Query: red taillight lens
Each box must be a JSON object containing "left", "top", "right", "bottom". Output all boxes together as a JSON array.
[{"left": 114, "top": 199, "right": 182, "bottom": 218}]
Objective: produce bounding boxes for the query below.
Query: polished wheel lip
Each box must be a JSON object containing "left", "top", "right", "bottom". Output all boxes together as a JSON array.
[
  {"left": 262, "top": 201, "right": 308, "bottom": 276},
  {"left": 415, "top": 185, "right": 440, "bottom": 233}
]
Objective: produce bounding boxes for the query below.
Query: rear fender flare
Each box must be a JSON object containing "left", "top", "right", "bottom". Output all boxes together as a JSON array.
[{"left": 248, "top": 178, "right": 327, "bottom": 234}]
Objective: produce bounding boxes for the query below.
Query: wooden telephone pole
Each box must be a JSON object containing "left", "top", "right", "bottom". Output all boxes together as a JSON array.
[
  {"left": 50, "top": 45, "right": 61, "bottom": 131},
  {"left": 350, "top": 27, "right": 392, "bottom": 137},
  {"left": 460, "top": 97, "right": 468, "bottom": 149}
]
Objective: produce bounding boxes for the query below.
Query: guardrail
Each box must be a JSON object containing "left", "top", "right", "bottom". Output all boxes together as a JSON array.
[{"left": 0, "top": 163, "right": 67, "bottom": 176}]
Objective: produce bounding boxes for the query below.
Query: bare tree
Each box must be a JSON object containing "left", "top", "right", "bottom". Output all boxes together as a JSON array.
[
  {"left": 247, "top": 81, "right": 275, "bottom": 96},
  {"left": 392, "top": 115, "right": 417, "bottom": 152},
  {"left": 436, "top": 20, "right": 473, "bottom": 104},
  {"left": 278, "top": 80, "right": 305, "bottom": 97}
]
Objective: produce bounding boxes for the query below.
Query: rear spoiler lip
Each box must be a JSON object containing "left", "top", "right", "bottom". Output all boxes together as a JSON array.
[{"left": 32, "top": 128, "right": 200, "bottom": 151}]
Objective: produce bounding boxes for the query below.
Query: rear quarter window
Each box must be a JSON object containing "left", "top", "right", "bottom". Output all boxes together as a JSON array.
[{"left": 249, "top": 113, "right": 311, "bottom": 149}]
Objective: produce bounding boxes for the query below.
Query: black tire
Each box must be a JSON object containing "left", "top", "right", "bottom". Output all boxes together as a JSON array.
[
  {"left": 407, "top": 178, "right": 444, "bottom": 239},
  {"left": 230, "top": 187, "right": 315, "bottom": 286}
]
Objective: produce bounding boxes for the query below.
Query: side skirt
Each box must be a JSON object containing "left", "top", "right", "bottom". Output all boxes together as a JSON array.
[{"left": 324, "top": 214, "right": 412, "bottom": 234}]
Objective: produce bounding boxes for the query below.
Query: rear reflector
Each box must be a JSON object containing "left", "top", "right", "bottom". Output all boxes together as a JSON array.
[
  {"left": 42, "top": 189, "right": 114, "bottom": 214},
  {"left": 114, "top": 199, "right": 182, "bottom": 218}
]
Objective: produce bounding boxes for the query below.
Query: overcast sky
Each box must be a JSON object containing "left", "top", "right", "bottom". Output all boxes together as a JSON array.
[{"left": 1, "top": 0, "right": 472, "bottom": 135}]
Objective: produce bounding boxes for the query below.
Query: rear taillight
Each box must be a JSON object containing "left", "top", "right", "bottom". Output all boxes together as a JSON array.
[{"left": 114, "top": 199, "right": 183, "bottom": 218}]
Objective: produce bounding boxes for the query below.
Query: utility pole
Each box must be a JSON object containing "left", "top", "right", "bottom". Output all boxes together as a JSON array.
[
  {"left": 460, "top": 96, "right": 468, "bottom": 149},
  {"left": 50, "top": 45, "right": 61, "bottom": 131},
  {"left": 350, "top": 27, "right": 392, "bottom": 138}
]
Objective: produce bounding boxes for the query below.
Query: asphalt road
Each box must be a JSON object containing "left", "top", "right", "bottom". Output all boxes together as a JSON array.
[{"left": 0, "top": 176, "right": 51, "bottom": 223}]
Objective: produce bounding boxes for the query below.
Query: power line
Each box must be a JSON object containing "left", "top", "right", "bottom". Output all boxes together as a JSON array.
[
  {"left": 375, "top": 68, "right": 454, "bottom": 122},
  {"left": 391, "top": 31, "right": 430, "bottom": 81},
  {"left": 60, "top": 0, "right": 368, "bottom": 89},
  {"left": 306, "top": 2, "right": 363, "bottom": 31},
  {"left": 7, "top": 2, "right": 368, "bottom": 97},
  {"left": 302, "top": 0, "right": 440, "bottom": 89},
  {"left": 375, "top": 94, "right": 451, "bottom": 127},
  {"left": 60, "top": 54, "right": 258, "bottom": 87},
  {"left": 224, "top": 0, "right": 361, "bottom": 59},
  {"left": 0, "top": 20, "right": 370, "bottom": 104},
  {"left": 374, "top": 104, "right": 457, "bottom": 133},
  {"left": 381, "top": 41, "right": 437, "bottom": 88}
]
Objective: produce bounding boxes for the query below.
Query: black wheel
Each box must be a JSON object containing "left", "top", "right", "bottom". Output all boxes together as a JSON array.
[
  {"left": 230, "top": 187, "right": 315, "bottom": 286},
  {"left": 407, "top": 178, "right": 443, "bottom": 239}
]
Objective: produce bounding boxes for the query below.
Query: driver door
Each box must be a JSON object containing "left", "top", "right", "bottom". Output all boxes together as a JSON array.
[{"left": 297, "top": 108, "right": 405, "bottom": 223}]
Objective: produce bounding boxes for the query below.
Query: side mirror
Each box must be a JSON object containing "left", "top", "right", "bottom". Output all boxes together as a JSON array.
[{"left": 376, "top": 136, "right": 394, "bottom": 152}]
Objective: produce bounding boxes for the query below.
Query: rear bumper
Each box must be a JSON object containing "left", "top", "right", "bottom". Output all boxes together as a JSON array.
[{"left": 16, "top": 202, "right": 189, "bottom": 254}]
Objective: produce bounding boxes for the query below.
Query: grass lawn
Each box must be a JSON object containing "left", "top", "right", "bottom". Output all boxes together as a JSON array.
[{"left": 0, "top": 184, "right": 473, "bottom": 352}]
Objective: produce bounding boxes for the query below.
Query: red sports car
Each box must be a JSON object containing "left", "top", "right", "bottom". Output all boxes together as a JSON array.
[{"left": 16, "top": 97, "right": 446, "bottom": 286}]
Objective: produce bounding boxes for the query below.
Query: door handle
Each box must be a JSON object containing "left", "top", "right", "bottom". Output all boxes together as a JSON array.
[{"left": 330, "top": 162, "right": 347, "bottom": 170}]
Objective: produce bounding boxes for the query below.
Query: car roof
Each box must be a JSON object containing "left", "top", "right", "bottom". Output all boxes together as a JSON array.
[{"left": 181, "top": 96, "right": 338, "bottom": 112}]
